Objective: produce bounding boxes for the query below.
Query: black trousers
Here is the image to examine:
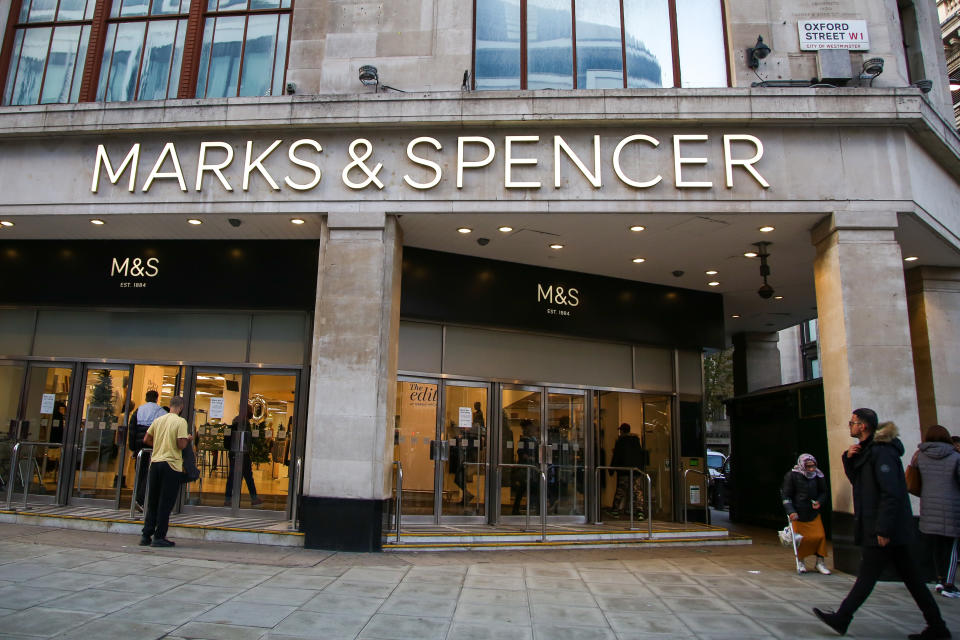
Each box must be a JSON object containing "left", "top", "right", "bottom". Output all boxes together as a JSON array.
[
  {"left": 225, "top": 451, "right": 257, "bottom": 499},
  {"left": 930, "top": 534, "right": 959, "bottom": 586},
  {"left": 141, "top": 461, "right": 181, "bottom": 540},
  {"left": 838, "top": 544, "right": 945, "bottom": 627},
  {"left": 133, "top": 450, "right": 151, "bottom": 505}
]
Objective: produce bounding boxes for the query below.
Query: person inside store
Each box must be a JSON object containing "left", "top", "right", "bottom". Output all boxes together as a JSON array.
[
  {"left": 782, "top": 453, "right": 831, "bottom": 575},
  {"left": 813, "top": 410, "right": 950, "bottom": 640},
  {"left": 512, "top": 419, "right": 539, "bottom": 515},
  {"left": 140, "top": 395, "right": 189, "bottom": 548},
  {"left": 912, "top": 424, "right": 960, "bottom": 599},
  {"left": 607, "top": 423, "right": 646, "bottom": 519},
  {"left": 132, "top": 390, "right": 166, "bottom": 509},
  {"left": 224, "top": 404, "right": 262, "bottom": 507}
]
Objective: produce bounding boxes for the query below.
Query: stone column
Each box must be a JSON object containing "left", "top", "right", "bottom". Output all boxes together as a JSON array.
[
  {"left": 731, "top": 332, "right": 782, "bottom": 395},
  {"left": 906, "top": 267, "right": 960, "bottom": 432},
  {"left": 300, "top": 212, "right": 402, "bottom": 551},
  {"left": 811, "top": 212, "right": 921, "bottom": 572}
]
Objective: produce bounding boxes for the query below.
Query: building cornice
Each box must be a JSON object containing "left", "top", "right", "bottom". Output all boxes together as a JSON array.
[{"left": 1, "top": 88, "right": 958, "bottom": 181}]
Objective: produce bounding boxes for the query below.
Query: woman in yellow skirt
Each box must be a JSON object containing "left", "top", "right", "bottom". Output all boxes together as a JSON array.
[{"left": 782, "top": 453, "right": 831, "bottom": 574}]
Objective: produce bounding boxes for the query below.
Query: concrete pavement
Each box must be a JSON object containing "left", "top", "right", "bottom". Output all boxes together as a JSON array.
[{"left": 0, "top": 520, "right": 957, "bottom": 639}]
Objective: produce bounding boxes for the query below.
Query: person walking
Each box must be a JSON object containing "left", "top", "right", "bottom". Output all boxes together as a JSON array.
[
  {"left": 782, "top": 453, "right": 831, "bottom": 575},
  {"left": 608, "top": 423, "right": 646, "bottom": 519},
  {"left": 914, "top": 424, "right": 960, "bottom": 599},
  {"left": 139, "top": 396, "right": 189, "bottom": 548},
  {"left": 812, "top": 409, "right": 950, "bottom": 640}
]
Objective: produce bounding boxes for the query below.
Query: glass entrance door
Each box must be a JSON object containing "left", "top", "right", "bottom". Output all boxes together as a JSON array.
[
  {"left": 393, "top": 378, "right": 488, "bottom": 523},
  {"left": 189, "top": 369, "right": 298, "bottom": 516},
  {"left": 72, "top": 366, "right": 131, "bottom": 501},
  {"left": 7, "top": 364, "right": 75, "bottom": 504},
  {"left": 498, "top": 385, "right": 586, "bottom": 520}
]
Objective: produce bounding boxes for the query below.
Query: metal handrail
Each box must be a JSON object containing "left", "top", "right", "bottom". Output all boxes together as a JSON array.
[
  {"left": 392, "top": 460, "right": 402, "bottom": 544},
  {"left": 289, "top": 457, "right": 303, "bottom": 531},
  {"left": 129, "top": 448, "right": 152, "bottom": 519},
  {"left": 5, "top": 442, "right": 63, "bottom": 510},
  {"left": 683, "top": 468, "right": 710, "bottom": 525},
  {"left": 496, "top": 463, "right": 546, "bottom": 542},
  {"left": 595, "top": 466, "right": 653, "bottom": 538}
]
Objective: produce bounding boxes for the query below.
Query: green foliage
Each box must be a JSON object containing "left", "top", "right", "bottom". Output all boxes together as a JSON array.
[
  {"left": 249, "top": 423, "right": 271, "bottom": 464},
  {"left": 704, "top": 348, "right": 734, "bottom": 421}
]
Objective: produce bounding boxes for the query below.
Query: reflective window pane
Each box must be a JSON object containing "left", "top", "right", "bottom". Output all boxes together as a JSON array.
[
  {"left": 73, "top": 368, "right": 130, "bottom": 500},
  {"left": 195, "top": 17, "right": 215, "bottom": 97},
  {"left": 40, "top": 26, "right": 82, "bottom": 104},
  {"left": 272, "top": 13, "right": 289, "bottom": 97},
  {"left": 118, "top": 0, "right": 150, "bottom": 18},
  {"left": 137, "top": 20, "right": 179, "bottom": 100},
  {"left": 623, "top": 0, "right": 672, "bottom": 87},
  {"left": 153, "top": 0, "right": 187, "bottom": 15},
  {"left": 10, "top": 28, "right": 51, "bottom": 106},
  {"left": 3, "top": 31, "right": 25, "bottom": 104},
  {"left": 575, "top": 0, "right": 622, "bottom": 88},
  {"left": 27, "top": 0, "right": 57, "bottom": 23},
  {"left": 216, "top": 0, "right": 248, "bottom": 11},
  {"left": 527, "top": 0, "right": 573, "bottom": 90},
  {"left": 70, "top": 25, "right": 90, "bottom": 102},
  {"left": 168, "top": 19, "right": 187, "bottom": 98},
  {"left": 58, "top": 0, "right": 89, "bottom": 22},
  {"left": 238, "top": 14, "right": 277, "bottom": 97},
  {"left": 105, "top": 22, "right": 147, "bottom": 101},
  {"left": 475, "top": 0, "right": 521, "bottom": 90},
  {"left": 394, "top": 381, "right": 437, "bottom": 517},
  {"left": 96, "top": 23, "right": 117, "bottom": 101},
  {"left": 199, "top": 16, "right": 245, "bottom": 98},
  {"left": 676, "top": 0, "right": 726, "bottom": 87},
  {"left": 250, "top": 0, "right": 280, "bottom": 9}
]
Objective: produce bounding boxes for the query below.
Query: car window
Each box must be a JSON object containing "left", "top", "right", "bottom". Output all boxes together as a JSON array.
[{"left": 707, "top": 453, "right": 724, "bottom": 470}]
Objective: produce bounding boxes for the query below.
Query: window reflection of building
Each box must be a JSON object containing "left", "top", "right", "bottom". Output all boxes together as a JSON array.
[{"left": 474, "top": 0, "right": 726, "bottom": 90}]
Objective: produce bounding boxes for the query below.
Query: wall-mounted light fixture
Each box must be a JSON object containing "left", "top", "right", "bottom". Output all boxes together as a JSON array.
[
  {"left": 912, "top": 79, "right": 933, "bottom": 94},
  {"left": 747, "top": 36, "right": 771, "bottom": 70},
  {"left": 859, "top": 57, "right": 884, "bottom": 85},
  {"left": 359, "top": 65, "right": 379, "bottom": 90},
  {"left": 754, "top": 241, "right": 775, "bottom": 299}
]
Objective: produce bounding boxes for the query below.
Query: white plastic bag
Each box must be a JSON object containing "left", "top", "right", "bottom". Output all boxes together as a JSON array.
[{"left": 778, "top": 524, "right": 803, "bottom": 548}]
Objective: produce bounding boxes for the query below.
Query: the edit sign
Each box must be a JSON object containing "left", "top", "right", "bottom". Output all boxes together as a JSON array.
[{"left": 90, "top": 134, "right": 770, "bottom": 195}]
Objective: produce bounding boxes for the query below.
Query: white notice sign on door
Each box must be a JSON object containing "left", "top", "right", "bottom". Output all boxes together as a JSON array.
[
  {"left": 208, "top": 397, "right": 225, "bottom": 419},
  {"left": 458, "top": 407, "right": 472, "bottom": 429},
  {"left": 40, "top": 393, "right": 56, "bottom": 414}
]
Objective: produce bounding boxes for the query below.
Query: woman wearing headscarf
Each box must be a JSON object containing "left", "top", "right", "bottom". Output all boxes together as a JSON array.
[
  {"left": 782, "top": 453, "right": 831, "bottom": 574},
  {"left": 914, "top": 424, "right": 960, "bottom": 598}
]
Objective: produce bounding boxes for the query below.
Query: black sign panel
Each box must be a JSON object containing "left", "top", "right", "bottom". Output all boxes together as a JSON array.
[
  {"left": 401, "top": 248, "right": 724, "bottom": 349},
  {"left": 0, "top": 240, "right": 319, "bottom": 311}
]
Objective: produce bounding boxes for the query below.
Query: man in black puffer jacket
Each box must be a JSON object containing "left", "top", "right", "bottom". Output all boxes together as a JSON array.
[
  {"left": 608, "top": 423, "right": 647, "bottom": 519},
  {"left": 813, "top": 408, "right": 950, "bottom": 640}
]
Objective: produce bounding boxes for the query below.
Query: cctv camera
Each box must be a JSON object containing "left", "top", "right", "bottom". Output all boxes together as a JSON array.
[
  {"left": 477, "top": 237, "right": 490, "bottom": 246},
  {"left": 672, "top": 270, "right": 684, "bottom": 278},
  {"left": 757, "top": 283, "right": 775, "bottom": 299},
  {"left": 228, "top": 218, "right": 242, "bottom": 227}
]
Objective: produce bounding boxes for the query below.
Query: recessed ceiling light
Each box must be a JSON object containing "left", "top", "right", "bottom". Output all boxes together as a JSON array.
[
  {"left": 705, "top": 270, "right": 718, "bottom": 275},
  {"left": 731, "top": 314, "right": 741, "bottom": 318},
  {"left": 187, "top": 219, "right": 202, "bottom": 225},
  {"left": 759, "top": 225, "right": 775, "bottom": 233},
  {"left": 90, "top": 219, "right": 105, "bottom": 225},
  {"left": 774, "top": 296, "right": 783, "bottom": 300},
  {"left": 0, "top": 220, "right": 14, "bottom": 227},
  {"left": 457, "top": 227, "right": 472, "bottom": 234},
  {"left": 498, "top": 226, "right": 513, "bottom": 233},
  {"left": 708, "top": 281, "right": 720, "bottom": 287},
  {"left": 632, "top": 257, "right": 645, "bottom": 263},
  {"left": 904, "top": 256, "right": 919, "bottom": 262},
  {"left": 290, "top": 218, "right": 305, "bottom": 225},
  {"left": 951, "top": 83, "right": 960, "bottom": 91},
  {"left": 549, "top": 243, "right": 564, "bottom": 250},
  {"left": 744, "top": 251, "right": 758, "bottom": 258},
  {"left": 629, "top": 225, "right": 645, "bottom": 232}
]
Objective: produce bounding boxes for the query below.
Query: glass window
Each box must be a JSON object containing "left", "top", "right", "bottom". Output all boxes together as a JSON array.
[{"left": 474, "top": 0, "right": 726, "bottom": 89}]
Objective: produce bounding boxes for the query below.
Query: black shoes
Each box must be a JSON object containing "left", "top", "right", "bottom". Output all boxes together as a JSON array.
[
  {"left": 151, "top": 538, "right": 175, "bottom": 547},
  {"left": 908, "top": 626, "right": 952, "bottom": 640},
  {"left": 813, "top": 608, "right": 851, "bottom": 636},
  {"left": 138, "top": 535, "right": 151, "bottom": 546}
]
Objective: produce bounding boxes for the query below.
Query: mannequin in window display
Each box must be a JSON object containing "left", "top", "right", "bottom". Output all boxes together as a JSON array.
[
  {"left": 513, "top": 419, "right": 539, "bottom": 515},
  {"left": 225, "top": 405, "right": 263, "bottom": 507}
]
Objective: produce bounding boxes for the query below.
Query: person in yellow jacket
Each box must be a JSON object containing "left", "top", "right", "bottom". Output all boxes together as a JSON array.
[{"left": 140, "top": 396, "right": 189, "bottom": 548}]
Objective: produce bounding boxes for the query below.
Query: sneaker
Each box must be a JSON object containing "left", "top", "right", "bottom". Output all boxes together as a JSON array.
[
  {"left": 815, "top": 557, "right": 832, "bottom": 575},
  {"left": 936, "top": 583, "right": 945, "bottom": 594},
  {"left": 797, "top": 559, "right": 808, "bottom": 574},
  {"left": 606, "top": 509, "right": 621, "bottom": 518},
  {"left": 907, "top": 625, "right": 952, "bottom": 640},
  {"left": 151, "top": 538, "right": 175, "bottom": 547},
  {"left": 138, "top": 535, "right": 151, "bottom": 546},
  {"left": 812, "top": 608, "right": 851, "bottom": 636},
  {"left": 250, "top": 497, "right": 264, "bottom": 507},
  {"left": 941, "top": 585, "right": 960, "bottom": 599}
]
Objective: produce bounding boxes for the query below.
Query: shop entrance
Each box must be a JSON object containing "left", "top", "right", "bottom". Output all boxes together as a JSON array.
[
  {"left": 0, "top": 361, "right": 74, "bottom": 505},
  {"left": 394, "top": 378, "right": 489, "bottom": 522}
]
